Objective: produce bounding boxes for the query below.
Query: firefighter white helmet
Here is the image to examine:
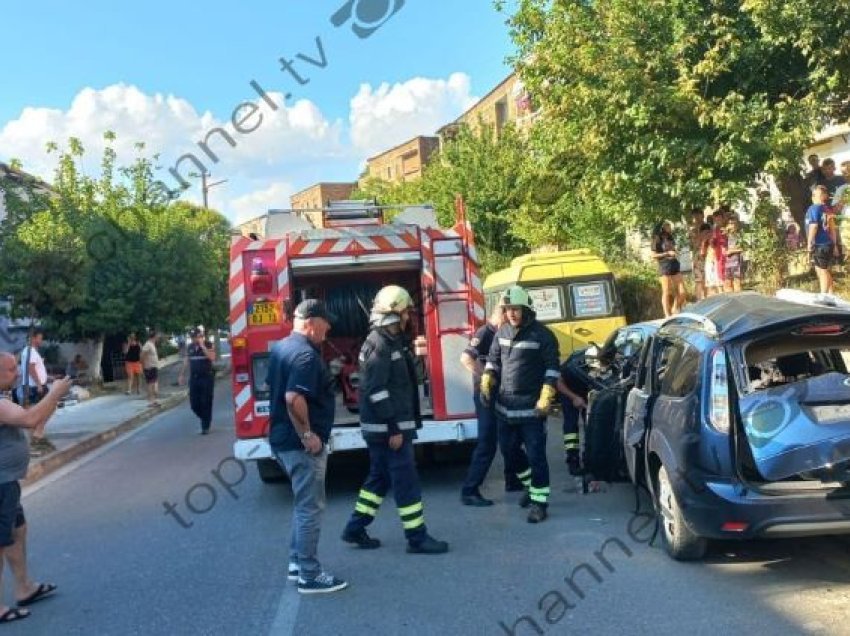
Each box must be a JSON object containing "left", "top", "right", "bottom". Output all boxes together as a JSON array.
[{"left": 370, "top": 285, "right": 414, "bottom": 327}]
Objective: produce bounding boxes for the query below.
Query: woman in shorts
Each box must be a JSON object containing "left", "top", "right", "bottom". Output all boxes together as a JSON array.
[
  {"left": 123, "top": 333, "right": 143, "bottom": 395},
  {"left": 651, "top": 222, "right": 686, "bottom": 317}
]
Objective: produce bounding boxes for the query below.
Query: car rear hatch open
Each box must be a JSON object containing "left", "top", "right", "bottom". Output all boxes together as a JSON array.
[{"left": 734, "top": 320, "right": 850, "bottom": 483}]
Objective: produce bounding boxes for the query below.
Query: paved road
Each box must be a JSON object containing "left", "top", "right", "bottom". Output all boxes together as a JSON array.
[{"left": 9, "top": 385, "right": 850, "bottom": 635}]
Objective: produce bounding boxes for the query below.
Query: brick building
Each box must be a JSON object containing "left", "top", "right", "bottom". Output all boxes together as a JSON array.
[
  {"left": 364, "top": 136, "right": 440, "bottom": 185},
  {"left": 438, "top": 72, "right": 539, "bottom": 145},
  {"left": 289, "top": 182, "right": 357, "bottom": 227}
]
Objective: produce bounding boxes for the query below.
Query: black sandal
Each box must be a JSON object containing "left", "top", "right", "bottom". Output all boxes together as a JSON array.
[
  {"left": 17, "top": 582, "right": 57, "bottom": 607},
  {"left": 0, "top": 607, "right": 30, "bottom": 623}
]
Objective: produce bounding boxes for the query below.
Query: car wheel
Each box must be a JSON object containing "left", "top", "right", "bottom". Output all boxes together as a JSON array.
[
  {"left": 656, "top": 465, "right": 707, "bottom": 561},
  {"left": 257, "top": 458, "right": 288, "bottom": 484}
]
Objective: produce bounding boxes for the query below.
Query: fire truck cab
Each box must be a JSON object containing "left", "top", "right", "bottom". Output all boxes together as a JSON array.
[{"left": 228, "top": 198, "right": 486, "bottom": 481}]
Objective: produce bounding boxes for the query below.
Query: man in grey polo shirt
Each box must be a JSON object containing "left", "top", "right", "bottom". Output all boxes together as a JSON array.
[{"left": 0, "top": 353, "right": 71, "bottom": 623}]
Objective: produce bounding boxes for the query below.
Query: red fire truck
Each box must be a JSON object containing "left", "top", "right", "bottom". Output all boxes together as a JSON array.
[{"left": 229, "top": 198, "right": 486, "bottom": 481}]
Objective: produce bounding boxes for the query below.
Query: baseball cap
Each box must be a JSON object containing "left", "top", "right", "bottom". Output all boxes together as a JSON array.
[{"left": 294, "top": 299, "right": 336, "bottom": 324}]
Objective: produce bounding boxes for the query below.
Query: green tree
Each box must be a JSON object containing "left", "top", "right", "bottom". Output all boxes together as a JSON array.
[
  {"left": 359, "top": 126, "right": 534, "bottom": 274},
  {"left": 0, "top": 135, "right": 231, "bottom": 380},
  {"left": 502, "top": 0, "right": 850, "bottom": 227}
]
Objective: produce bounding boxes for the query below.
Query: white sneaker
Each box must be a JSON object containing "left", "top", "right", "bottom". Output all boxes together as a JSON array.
[{"left": 287, "top": 563, "right": 299, "bottom": 582}]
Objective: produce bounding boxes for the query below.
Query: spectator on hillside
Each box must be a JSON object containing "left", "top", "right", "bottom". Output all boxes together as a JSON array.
[
  {"left": 804, "top": 154, "right": 825, "bottom": 190},
  {"left": 806, "top": 185, "right": 838, "bottom": 294},
  {"left": 785, "top": 222, "right": 802, "bottom": 250},
  {"left": 704, "top": 208, "right": 727, "bottom": 296},
  {"left": 687, "top": 208, "right": 711, "bottom": 301},
  {"left": 650, "top": 221, "right": 686, "bottom": 317},
  {"left": 723, "top": 215, "right": 744, "bottom": 293},
  {"left": 835, "top": 161, "right": 850, "bottom": 216},
  {"left": 822, "top": 158, "right": 847, "bottom": 202}
]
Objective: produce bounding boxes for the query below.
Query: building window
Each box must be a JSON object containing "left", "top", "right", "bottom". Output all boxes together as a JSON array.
[{"left": 495, "top": 98, "right": 508, "bottom": 135}]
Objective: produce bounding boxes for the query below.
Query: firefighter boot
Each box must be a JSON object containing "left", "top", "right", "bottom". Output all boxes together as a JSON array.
[
  {"left": 407, "top": 534, "right": 449, "bottom": 555},
  {"left": 566, "top": 450, "right": 582, "bottom": 476},
  {"left": 527, "top": 503, "right": 548, "bottom": 524},
  {"left": 341, "top": 528, "right": 382, "bottom": 549},
  {"left": 518, "top": 491, "right": 531, "bottom": 508}
]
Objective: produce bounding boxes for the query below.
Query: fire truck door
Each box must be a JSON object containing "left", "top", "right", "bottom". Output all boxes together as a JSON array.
[{"left": 423, "top": 235, "right": 475, "bottom": 419}]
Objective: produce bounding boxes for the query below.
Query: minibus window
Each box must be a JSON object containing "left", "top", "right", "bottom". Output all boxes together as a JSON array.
[{"left": 569, "top": 281, "right": 613, "bottom": 318}]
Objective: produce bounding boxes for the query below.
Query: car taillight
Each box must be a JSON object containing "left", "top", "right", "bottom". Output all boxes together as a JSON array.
[
  {"left": 709, "top": 348, "right": 730, "bottom": 434},
  {"left": 232, "top": 337, "right": 249, "bottom": 383}
]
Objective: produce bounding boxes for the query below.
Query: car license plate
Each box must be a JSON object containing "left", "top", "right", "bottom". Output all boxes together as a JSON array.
[{"left": 249, "top": 301, "right": 280, "bottom": 326}]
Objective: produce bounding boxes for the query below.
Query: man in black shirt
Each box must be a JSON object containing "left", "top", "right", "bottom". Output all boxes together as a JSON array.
[
  {"left": 267, "top": 300, "right": 347, "bottom": 594},
  {"left": 179, "top": 328, "right": 216, "bottom": 434}
]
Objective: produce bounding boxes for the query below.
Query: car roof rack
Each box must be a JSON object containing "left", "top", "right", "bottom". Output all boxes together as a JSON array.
[{"left": 660, "top": 312, "right": 719, "bottom": 337}]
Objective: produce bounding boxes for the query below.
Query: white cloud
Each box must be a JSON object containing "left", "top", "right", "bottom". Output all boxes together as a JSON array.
[
  {"left": 0, "top": 84, "right": 344, "bottom": 215},
  {"left": 1, "top": 73, "right": 478, "bottom": 224},
  {"left": 227, "top": 182, "right": 296, "bottom": 225},
  {"left": 349, "top": 72, "right": 477, "bottom": 158}
]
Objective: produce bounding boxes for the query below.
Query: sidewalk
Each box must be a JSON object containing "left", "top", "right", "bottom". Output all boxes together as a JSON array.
[{"left": 23, "top": 354, "right": 229, "bottom": 485}]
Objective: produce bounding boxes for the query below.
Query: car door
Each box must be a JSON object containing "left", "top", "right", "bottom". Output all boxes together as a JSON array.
[{"left": 623, "top": 335, "right": 657, "bottom": 484}]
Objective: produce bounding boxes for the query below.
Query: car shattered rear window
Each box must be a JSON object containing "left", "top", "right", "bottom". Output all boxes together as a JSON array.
[{"left": 740, "top": 330, "right": 850, "bottom": 394}]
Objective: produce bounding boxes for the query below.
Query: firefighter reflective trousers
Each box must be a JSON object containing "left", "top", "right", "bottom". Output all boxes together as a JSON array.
[
  {"left": 562, "top": 395, "right": 581, "bottom": 454},
  {"left": 462, "top": 394, "right": 530, "bottom": 496},
  {"left": 503, "top": 418, "right": 550, "bottom": 505},
  {"left": 344, "top": 438, "right": 428, "bottom": 544},
  {"left": 189, "top": 374, "right": 214, "bottom": 432}
]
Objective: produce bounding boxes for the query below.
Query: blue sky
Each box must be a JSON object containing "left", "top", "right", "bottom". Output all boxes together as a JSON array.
[{"left": 1, "top": 1, "right": 518, "bottom": 221}]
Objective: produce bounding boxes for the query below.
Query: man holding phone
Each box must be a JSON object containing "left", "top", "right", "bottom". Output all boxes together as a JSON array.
[
  {"left": 267, "top": 299, "right": 347, "bottom": 595},
  {"left": 0, "top": 353, "right": 72, "bottom": 623}
]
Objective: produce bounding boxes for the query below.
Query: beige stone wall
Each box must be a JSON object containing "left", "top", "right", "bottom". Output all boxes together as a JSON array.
[
  {"left": 235, "top": 216, "right": 266, "bottom": 238},
  {"left": 366, "top": 137, "right": 439, "bottom": 184},
  {"left": 289, "top": 182, "right": 356, "bottom": 227}
]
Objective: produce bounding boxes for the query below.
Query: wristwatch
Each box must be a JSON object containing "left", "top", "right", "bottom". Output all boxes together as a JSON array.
[{"left": 300, "top": 430, "right": 314, "bottom": 440}]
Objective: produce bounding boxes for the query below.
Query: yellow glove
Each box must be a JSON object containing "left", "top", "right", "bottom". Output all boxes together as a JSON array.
[
  {"left": 535, "top": 384, "right": 558, "bottom": 417},
  {"left": 480, "top": 373, "right": 495, "bottom": 405}
]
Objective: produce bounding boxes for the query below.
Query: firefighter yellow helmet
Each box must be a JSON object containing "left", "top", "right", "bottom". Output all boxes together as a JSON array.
[
  {"left": 500, "top": 285, "right": 534, "bottom": 310},
  {"left": 370, "top": 285, "right": 414, "bottom": 327}
]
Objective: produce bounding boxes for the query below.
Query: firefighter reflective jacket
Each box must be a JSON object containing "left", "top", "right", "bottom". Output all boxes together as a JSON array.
[
  {"left": 485, "top": 319, "right": 560, "bottom": 425},
  {"left": 358, "top": 327, "right": 422, "bottom": 442}
]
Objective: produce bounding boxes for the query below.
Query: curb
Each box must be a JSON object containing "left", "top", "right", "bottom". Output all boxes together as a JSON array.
[{"left": 22, "top": 390, "right": 189, "bottom": 486}]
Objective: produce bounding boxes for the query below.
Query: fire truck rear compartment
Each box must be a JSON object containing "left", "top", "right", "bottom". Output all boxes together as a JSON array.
[{"left": 292, "top": 264, "right": 431, "bottom": 427}]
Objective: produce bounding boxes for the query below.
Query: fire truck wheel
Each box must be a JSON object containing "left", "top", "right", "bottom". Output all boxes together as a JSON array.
[{"left": 257, "top": 459, "right": 288, "bottom": 484}]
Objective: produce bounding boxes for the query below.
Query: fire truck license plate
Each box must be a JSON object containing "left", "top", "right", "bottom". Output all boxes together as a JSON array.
[{"left": 249, "top": 301, "right": 279, "bottom": 326}]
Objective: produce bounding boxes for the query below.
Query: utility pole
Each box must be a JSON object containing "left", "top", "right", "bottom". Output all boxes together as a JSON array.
[{"left": 194, "top": 170, "right": 228, "bottom": 209}]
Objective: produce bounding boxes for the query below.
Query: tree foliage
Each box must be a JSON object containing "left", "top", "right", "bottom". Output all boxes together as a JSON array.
[
  {"left": 356, "top": 126, "right": 534, "bottom": 273},
  {"left": 502, "top": 0, "right": 850, "bottom": 227},
  {"left": 0, "top": 135, "right": 231, "bottom": 368}
]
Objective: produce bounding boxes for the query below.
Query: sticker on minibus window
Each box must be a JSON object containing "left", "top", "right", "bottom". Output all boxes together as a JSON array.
[
  {"left": 571, "top": 282, "right": 611, "bottom": 318},
  {"left": 527, "top": 287, "right": 564, "bottom": 321}
]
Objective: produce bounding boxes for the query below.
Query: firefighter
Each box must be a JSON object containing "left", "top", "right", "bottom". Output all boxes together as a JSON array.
[
  {"left": 558, "top": 350, "right": 590, "bottom": 476},
  {"left": 481, "top": 285, "right": 560, "bottom": 523},
  {"left": 341, "top": 285, "right": 449, "bottom": 554},
  {"left": 460, "top": 305, "right": 528, "bottom": 506}
]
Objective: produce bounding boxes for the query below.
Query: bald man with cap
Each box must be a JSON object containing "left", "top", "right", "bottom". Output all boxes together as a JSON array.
[{"left": 0, "top": 353, "right": 71, "bottom": 623}]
